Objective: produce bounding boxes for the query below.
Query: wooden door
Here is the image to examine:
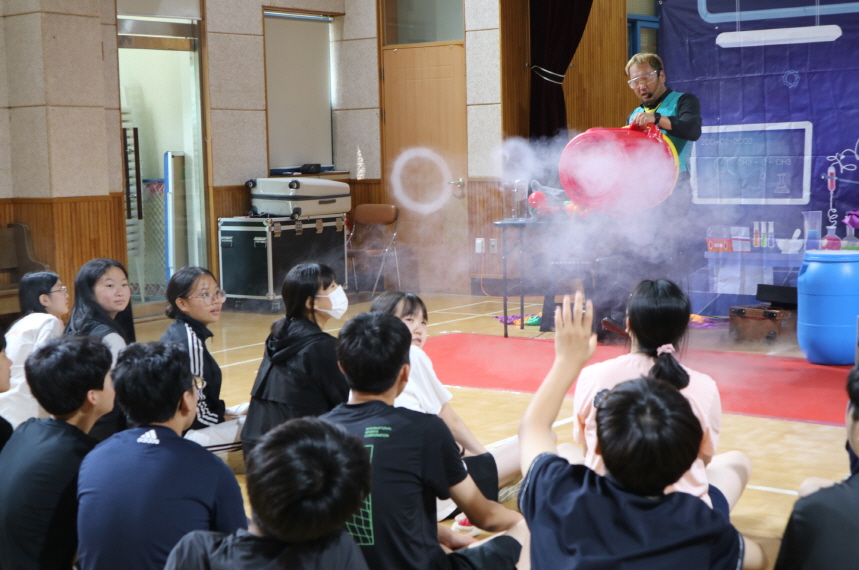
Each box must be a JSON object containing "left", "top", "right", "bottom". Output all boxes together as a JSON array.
[{"left": 382, "top": 44, "right": 469, "bottom": 293}]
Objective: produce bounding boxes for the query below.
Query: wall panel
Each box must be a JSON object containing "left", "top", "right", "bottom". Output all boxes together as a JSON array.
[
  {"left": 10, "top": 194, "right": 127, "bottom": 299},
  {"left": 467, "top": 178, "right": 520, "bottom": 279},
  {"left": 212, "top": 185, "right": 251, "bottom": 222},
  {"left": 564, "top": 0, "right": 639, "bottom": 133},
  {"left": 500, "top": 0, "right": 530, "bottom": 139}
]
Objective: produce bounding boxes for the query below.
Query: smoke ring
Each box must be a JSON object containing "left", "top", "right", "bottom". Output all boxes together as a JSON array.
[{"left": 390, "top": 148, "right": 453, "bottom": 215}]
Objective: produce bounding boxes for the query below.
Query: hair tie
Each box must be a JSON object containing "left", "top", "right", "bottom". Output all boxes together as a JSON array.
[{"left": 656, "top": 344, "right": 675, "bottom": 356}]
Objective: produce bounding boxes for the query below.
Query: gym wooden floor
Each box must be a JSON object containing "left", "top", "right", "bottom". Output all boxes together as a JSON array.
[{"left": 135, "top": 294, "right": 848, "bottom": 569}]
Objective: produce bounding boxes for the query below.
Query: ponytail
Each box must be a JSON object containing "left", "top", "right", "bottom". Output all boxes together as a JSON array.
[{"left": 648, "top": 349, "right": 690, "bottom": 390}]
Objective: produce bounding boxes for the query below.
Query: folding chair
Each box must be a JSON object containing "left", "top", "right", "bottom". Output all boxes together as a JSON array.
[{"left": 347, "top": 204, "right": 401, "bottom": 296}]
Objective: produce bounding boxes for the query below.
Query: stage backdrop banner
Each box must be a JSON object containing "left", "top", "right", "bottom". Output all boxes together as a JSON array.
[{"left": 660, "top": 0, "right": 859, "bottom": 241}]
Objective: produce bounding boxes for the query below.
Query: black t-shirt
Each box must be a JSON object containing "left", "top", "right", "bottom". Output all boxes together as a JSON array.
[
  {"left": 0, "top": 414, "right": 11, "bottom": 453},
  {"left": 322, "top": 401, "right": 468, "bottom": 570},
  {"left": 775, "top": 473, "right": 859, "bottom": 570},
  {"left": 165, "top": 528, "right": 369, "bottom": 570},
  {"left": 519, "top": 453, "right": 743, "bottom": 570},
  {"left": 0, "top": 418, "right": 97, "bottom": 570}
]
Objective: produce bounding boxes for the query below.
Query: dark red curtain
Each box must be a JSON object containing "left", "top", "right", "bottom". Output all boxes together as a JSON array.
[{"left": 529, "top": 0, "right": 594, "bottom": 140}]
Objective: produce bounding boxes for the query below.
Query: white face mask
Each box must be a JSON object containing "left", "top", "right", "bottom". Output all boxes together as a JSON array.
[{"left": 315, "top": 285, "right": 348, "bottom": 320}]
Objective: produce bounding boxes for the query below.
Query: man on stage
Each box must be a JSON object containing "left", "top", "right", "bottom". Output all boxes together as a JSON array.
[{"left": 599, "top": 53, "right": 703, "bottom": 338}]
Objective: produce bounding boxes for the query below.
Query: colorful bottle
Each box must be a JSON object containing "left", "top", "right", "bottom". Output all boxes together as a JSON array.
[
  {"left": 767, "top": 222, "right": 775, "bottom": 249},
  {"left": 823, "top": 226, "right": 842, "bottom": 250},
  {"left": 753, "top": 222, "right": 761, "bottom": 248},
  {"left": 843, "top": 227, "right": 859, "bottom": 250},
  {"left": 760, "top": 222, "right": 768, "bottom": 248}
]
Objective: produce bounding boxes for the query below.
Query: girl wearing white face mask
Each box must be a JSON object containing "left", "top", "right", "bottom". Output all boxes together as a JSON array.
[{"left": 242, "top": 263, "right": 350, "bottom": 455}]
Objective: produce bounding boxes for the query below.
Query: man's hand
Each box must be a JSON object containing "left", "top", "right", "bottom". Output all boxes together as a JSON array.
[{"left": 632, "top": 112, "right": 657, "bottom": 127}]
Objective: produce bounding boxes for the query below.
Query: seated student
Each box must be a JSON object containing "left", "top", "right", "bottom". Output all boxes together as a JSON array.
[
  {"left": 572, "top": 279, "right": 750, "bottom": 515},
  {"left": 76, "top": 342, "right": 247, "bottom": 570},
  {"left": 160, "top": 267, "right": 246, "bottom": 456},
  {"left": 0, "top": 271, "right": 69, "bottom": 427},
  {"left": 243, "top": 263, "right": 349, "bottom": 454},
  {"left": 166, "top": 417, "right": 371, "bottom": 570},
  {"left": 774, "top": 366, "right": 859, "bottom": 569},
  {"left": 519, "top": 294, "right": 766, "bottom": 570},
  {"left": 65, "top": 259, "right": 135, "bottom": 441},
  {"left": 0, "top": 332, "right": 12, "bottom": 451},
  {"left": 371, "top": 291, "right": 521, "bottom": 526},
  {"left": 322, "top": 312, "right": 528, "bottom": 570},
  {"left": 0, "top": 336, "right": 113, "bottom": 570}
]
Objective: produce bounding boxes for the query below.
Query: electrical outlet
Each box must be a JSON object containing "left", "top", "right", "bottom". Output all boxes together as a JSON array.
[
  {"left": 489, "top": 239, "right": 498, "bottom": 254},
  {"left": 475, "top": 238, "right": 485, "bottom": 254}
]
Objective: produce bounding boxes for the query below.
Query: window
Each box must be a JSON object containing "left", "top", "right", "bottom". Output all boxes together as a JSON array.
[
  {"left": 627, "top": 0, "right": 659, "bottom": 58},
  {"left": 264, "top": 12, "right": 334, "bottom": 174}
]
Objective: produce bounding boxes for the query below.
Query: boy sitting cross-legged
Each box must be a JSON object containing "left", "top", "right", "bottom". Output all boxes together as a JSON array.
[
  {"left": 518, "top": 293, "right": 767, "bottom": 570},
  {"left": 323, "top": 312, "right": 529, "bottom": 570}
]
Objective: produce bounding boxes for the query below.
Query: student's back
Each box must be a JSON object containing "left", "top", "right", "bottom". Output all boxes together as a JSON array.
[
  {"left": 520, "top": 455, "right": 741, "bottom": 569},
  {"left": 0, "top": 418, "right": 96, "bottom": 570},
  {"left": 0, "top": 336, "right": 113, "bottom": 570},
  {"left": 76, "top": 342, "right": 246, "bottom": 570},
  {"left": 167, "top": 529, "right": 366, "bottom": 570},
  {"left": 324, "top": 402, "right": 465, "bottom": 570},
  {"left": 77, "top": 426, "right": 246, "bottom": 570}
]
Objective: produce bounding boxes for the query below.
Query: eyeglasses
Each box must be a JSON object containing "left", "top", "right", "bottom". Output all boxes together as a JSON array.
[
  {"left": 50, "top": 286, "right": 68, "bottom": 296},
  {"left": 186, "top": 290, "right": 227, "bottom": 306},
  {"left": 627, "top": 70, "right": 659, "bottom": 87},
  {"left": 193, "top": 376, "right": 207, "bottom": 391}
]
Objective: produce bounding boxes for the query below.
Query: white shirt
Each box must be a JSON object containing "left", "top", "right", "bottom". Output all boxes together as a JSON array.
[
  {"left": 0, "top": 313, "right": 64, "bottom": 427},
  {"left": 394, "top": 345, "right": 453, "bottom": 415}
]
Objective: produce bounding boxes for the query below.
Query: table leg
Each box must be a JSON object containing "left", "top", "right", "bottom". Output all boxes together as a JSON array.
[
  {"left": 502, "top": 226, "right": 509, "bottom": 338},
  {"left": 519, "top": 227, "right": 525, "bottom": 330}
]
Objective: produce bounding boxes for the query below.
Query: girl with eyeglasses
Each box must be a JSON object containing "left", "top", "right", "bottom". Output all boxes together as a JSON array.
[
  {"left": 0, "top": 271, "right": 69, "bottom": 427},
  {"left": 160, "top": 266, "right": 234, "bottom": 432}
]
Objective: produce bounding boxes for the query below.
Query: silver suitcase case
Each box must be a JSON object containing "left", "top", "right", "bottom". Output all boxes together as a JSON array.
[{"left": 248, "top": 178, "right": 351, "bottom": 218}]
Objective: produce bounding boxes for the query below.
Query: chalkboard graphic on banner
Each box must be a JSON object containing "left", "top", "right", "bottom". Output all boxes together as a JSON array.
[
  {"left": 697, "top": 0, "right": 859, "bottom": 23},
  {"left": 691, "top": 122, "right": 812, "bottom": 205},
  {"left": 698, "top": 0, "right": 857, "bottom": 47}
]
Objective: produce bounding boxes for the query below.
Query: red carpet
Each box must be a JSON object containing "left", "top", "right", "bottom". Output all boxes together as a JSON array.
[{"left": 423, "top": 334, "right": 851, "bottom": 425}]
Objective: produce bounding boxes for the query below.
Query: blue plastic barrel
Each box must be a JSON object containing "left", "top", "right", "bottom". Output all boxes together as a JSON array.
[{"left": 798, "top": 250, "right": 859, "bottom": 365}]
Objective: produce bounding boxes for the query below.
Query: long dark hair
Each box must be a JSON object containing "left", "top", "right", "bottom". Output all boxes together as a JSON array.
[
  {"left": 627, "top": 279, "right": 690, "bottom": 389},
  {"left": 165, "top": 266, "right": 217, "bottom": 320},
  {"left": 17, "top": 271, "right": 60, "bottom": 316},
  {"left": 65, "top": 259, "right": 135, "bottom": 342},
  {"left": 272, "top": 263, "right": 336, "bottom": 337}
]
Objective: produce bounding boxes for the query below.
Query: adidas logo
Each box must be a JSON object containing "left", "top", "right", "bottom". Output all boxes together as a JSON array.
[{"left": 137, "top": 429, "right": 160, "bottom": 445}]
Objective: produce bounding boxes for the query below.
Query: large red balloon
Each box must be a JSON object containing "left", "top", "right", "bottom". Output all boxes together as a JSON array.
[{"left": 558, "top": 124, "right": 678, "bottom": 218}]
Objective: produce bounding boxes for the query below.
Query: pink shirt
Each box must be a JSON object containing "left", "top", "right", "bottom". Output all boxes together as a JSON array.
[{"left": 572, "top": 352, "right": 721, "bottom": 507}]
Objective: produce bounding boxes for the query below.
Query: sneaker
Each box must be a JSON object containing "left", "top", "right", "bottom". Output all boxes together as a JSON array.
[
  {"left": 497, "top": 478, "right": 523, "bottom": 504},
  {"left": 451, "top": 513, "right": 481, "bottom": 536}
]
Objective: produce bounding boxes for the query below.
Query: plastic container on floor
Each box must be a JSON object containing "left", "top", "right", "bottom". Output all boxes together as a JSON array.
[{"left": 797, "top": 250, "right": 859, "bottom": 365}]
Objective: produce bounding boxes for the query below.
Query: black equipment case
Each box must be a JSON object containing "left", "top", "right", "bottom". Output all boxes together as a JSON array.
[{"left": 218, "top": 215, "right": 347, "bottom": 311}]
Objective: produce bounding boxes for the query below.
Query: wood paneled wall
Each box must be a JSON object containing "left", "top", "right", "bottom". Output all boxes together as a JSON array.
[
  {"left": 467, "top": 179, "right": 520, "bottom": 279},
  {"left": 500, "top": 0, "right": 530, "bottom": 139},
  {"left": 563, "top": 0, "right": 640, "bottom": 132},
  {"left": 0, "top": 193, "right": 127, "bottom": 299},
  {"left": 211, "top": 185, "right": 251, "bottom": 221},
  {"left": 348, "top": 179, "right": 385, "bottom": 217}
]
